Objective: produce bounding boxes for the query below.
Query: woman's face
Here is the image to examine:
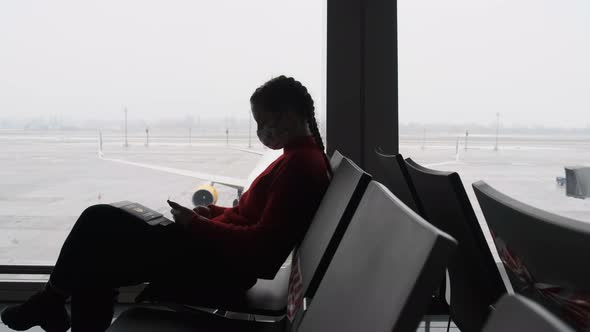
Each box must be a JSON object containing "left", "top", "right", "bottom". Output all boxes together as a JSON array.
[{"left": 252, "top": 106, "right": 294, "bottom": 150}]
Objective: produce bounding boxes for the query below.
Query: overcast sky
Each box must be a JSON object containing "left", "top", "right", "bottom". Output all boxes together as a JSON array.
[
  {"left": 398, "top": 0, "right": 590, "bottom": 127},
  {"left": 0, "top": 0, "right": 325, "bottom": 125},
  {"left": 0, "top": 0, "right": 588, "bottom": 128}
]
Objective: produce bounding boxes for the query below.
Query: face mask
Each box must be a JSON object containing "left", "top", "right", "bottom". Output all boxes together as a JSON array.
[{"left": 257, "top": 127, "right": 289, "bottom": 150}]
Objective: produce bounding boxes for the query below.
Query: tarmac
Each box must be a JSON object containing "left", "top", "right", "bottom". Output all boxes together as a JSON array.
[{"left": 1, "top": 129, "right": 589, "bottom": 268}]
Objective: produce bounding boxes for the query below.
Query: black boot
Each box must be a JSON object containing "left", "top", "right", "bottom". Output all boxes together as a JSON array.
[
  {"left": 70, "top": 288, "right": 118, "bottom": 332},
  {"left": 1, "top": 289, "right": 70, "bottom": 332}
]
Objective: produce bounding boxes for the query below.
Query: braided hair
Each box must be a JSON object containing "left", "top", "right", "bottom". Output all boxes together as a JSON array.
[{"left": 250, "top": 75, "right": 332, "bottom": 177}]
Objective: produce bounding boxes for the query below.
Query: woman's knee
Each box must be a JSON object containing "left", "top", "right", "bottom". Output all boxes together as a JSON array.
[
  {"left": 81, "top": 204, "right": 118, "bottom": 219},
  {"left": 77, "top": 204, "right": 121, "bottom": 229}
]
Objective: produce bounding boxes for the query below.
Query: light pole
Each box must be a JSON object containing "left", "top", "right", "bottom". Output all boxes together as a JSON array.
[
  {"left": 123, "top": 107, "right": 128, "bottom": 148},
  {"left": 464, "top": 130, "right": 469, "bottom": 151},
  {"left": 99, "top": 130, "right": 103, "bottom": 152},
  {"left": 494, "top": 112, "right": 500, "bottom": 151},
  {"left": 248, "top": 114, "right": 252, "bottom": 148},
  {"left": 145, "top": 127, "right": 149, "bottom": 147}
]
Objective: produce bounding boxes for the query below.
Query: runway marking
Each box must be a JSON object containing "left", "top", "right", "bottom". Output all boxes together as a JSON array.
[
  {"left": 511, "top": 162, "right": 534, "bottom": 166},
  {"left": 99, "top": 155, "right": 246, "bottom": 189},
  {"left": 424, "top": 160, "right": 460, "bottom": 168}
]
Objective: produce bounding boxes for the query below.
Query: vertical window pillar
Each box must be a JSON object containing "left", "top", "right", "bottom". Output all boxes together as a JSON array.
[{"left": 327, "top": 0, "right": 398, "bottom": 182}]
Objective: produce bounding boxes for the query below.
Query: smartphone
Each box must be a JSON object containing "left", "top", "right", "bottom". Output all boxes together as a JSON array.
[{"left": 167, "top": 199, "right": 182, "bottom": 209}]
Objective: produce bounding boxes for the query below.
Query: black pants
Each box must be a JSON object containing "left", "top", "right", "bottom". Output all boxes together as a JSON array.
[{"left": 49, "top": 204, "right": 248, "bottom": 331}]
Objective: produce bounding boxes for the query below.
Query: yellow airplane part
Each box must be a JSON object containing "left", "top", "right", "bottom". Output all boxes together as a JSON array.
[{"left": 192, "top": 184, "right": 218, "bottom": 206}]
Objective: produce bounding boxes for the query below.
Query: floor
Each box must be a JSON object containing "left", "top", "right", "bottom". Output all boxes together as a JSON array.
[
  {"left": 0, "top": 303, "right": 133, "bottom": 332},
  {"left": 0, "top": 303, "right": 460, "bottom": 331}
]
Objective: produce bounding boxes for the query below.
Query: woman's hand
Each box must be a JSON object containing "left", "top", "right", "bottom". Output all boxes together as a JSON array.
[
  {"left": 168, "top": 200, "right": 197, "bottom": 227},
  {"left": 193, "top": 205, "right": 212, "bottom": 218}
]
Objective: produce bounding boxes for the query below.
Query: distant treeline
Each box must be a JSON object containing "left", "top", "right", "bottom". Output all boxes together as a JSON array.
[
  {"left": 0, "top": 115, "right": 586, "bottom": 136},
  {"left": 400, "top": 123, "right": 590, "bottom": 136}
]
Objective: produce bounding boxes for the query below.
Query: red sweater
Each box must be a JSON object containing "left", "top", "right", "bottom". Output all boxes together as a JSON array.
[{"left": 188, "top": 135, "right": 330, "bottom": 281}]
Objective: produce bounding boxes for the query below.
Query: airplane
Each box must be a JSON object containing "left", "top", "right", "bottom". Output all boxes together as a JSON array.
[{"left": 97, "top": 132, "right": 283, "bottom": 207}]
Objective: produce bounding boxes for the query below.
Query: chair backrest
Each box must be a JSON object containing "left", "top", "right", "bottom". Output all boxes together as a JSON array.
[
  {"left": 473, "top": 180, "right": 590, "bottom": 331},
  {"left": 329, "top": 149, "right": 345, "bottom": 170},
  {"left": 295, "top": 181, "right": 456, "bottom": 332},
  {"left": 405, "top": 159, "right": 506, "bottom": 332},
  {"left": 297, "top": 151, "right": 372, "bottom": 300},
  {"left": 482, "top": 294, "right": 574, "bottom": 332},
  {"left": 374, "top": 148, "right": 424, "bottom": 216}
]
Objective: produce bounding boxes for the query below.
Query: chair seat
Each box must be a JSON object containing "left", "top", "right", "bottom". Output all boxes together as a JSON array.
[
  {"left": 108, "top": 307, "right": 285, "bottom": 332},
  {"left": 136, "top": 265, "right": 291, "bottom": 316},
  {"left": 241, "top": 265, "right": 291, "bottom": 314}
]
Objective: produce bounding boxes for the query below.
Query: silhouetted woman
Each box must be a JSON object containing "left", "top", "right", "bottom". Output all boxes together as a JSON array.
[{"left": 2, "top": 75, "right": 331, "bottom": 332}]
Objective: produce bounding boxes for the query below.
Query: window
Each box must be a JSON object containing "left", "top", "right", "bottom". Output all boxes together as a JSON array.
[
  {"left": 0, "top": 1, "right": 326, "bottom": 268},
  {"left": 398, "top": 1, "right": 590, "bottom": 230}
]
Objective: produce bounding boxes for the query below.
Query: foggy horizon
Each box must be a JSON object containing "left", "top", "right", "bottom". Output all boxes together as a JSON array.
[{"left": 1, "top": 112, "right": 588, "bottom": 135}]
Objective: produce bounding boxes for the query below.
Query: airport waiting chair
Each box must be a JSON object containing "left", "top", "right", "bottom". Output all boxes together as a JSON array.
[
  {"left": 134, "top": 151, "right": 371, "bottom": 317},
  {"left": 482, "top": 294, "right": 575, "bottom": 332},
  {"left": 473, "top": 180, "right": 590, "bottom": 332},
  {"left": 404, "top": 159, "right": 506, "bottom": 332},
  {"left": 374, "top": 149, "right": 449, "bottom": 327},
  {"left": 374, "top": 148, "right": 424, "bottom": 216},
  {"left": 108, "top": 181, "right": 457, "bottom": 332}
]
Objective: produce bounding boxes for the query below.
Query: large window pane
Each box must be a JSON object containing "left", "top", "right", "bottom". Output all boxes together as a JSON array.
[
  {"left": 0, "top": 1, "right": 326, "bottom": 266},
  {"left": 399, "top": 1, "right": 590, "bottom": 229}
]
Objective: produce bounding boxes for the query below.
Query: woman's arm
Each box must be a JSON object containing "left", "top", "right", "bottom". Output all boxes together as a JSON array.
[
  {"left": 204, "top": 204, "right": 256, "bottom": 226},
  {"left": 207, "top": 204, "right": 229, "bottom": 218},
  {"left": 185, "top": 159, "right": 329, "bottom": 273}
]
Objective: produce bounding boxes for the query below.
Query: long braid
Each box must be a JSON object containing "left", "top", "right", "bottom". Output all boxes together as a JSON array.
[
  {"left": 286, "top": 77, "right": 333, "bottom": 178},
  {"left": 307, "top": 102, "right": 333, "bottom": 179},
  {"left": 286, "top": 78, "right": 324, "bottom": 150},
  {"left": 306, "top": 104, "right": 325, "bottom": 152}
]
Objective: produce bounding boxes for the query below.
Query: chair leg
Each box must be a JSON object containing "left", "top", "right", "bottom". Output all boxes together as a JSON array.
[
  {"left": 446, "top": 314, "right": 452, "bottom": 332},
  {"left": 424, "top": 317, "right": 431, "bottom": 332}
]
